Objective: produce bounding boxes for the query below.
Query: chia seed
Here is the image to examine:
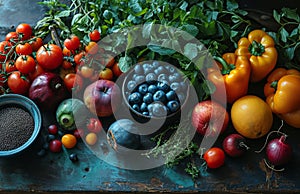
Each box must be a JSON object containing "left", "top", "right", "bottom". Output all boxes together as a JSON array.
[{"left": 0, "top": 105, "right": 34, "bottom": 151}]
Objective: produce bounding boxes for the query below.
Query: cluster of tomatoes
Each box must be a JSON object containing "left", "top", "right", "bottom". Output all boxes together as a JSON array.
[{"left": 0, "top": 23, "right": 123, "bottom": 97}]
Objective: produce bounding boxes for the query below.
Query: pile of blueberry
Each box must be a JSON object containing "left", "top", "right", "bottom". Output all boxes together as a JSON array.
[{"left": 125, "top": 61, "right": 188, "bottom": 117}]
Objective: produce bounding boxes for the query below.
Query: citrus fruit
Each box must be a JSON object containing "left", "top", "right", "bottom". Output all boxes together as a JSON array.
[{"left": 231, "top": 95, "right": 273, "bottom": 139}]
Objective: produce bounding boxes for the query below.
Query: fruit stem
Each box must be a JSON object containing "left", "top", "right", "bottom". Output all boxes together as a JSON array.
[
  {"left": 254, "top": 120, "right": 286, "bottom": 153},
  {"left": 263, "top": 158, "right": 285, "bottom": 172},
  {"left": 239, "top": 141, "right": 250, "bottom": 150}
]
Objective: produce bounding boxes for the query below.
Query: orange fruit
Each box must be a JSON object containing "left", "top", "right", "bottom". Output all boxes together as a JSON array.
[
  {"left": 231, "top": 95, "right": 273, "bottom": 139},
  {"left": 61, "top": 134, "right": 77, "bottom": 149}
]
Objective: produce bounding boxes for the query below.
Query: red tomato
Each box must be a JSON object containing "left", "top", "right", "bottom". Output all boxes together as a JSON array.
[
  {"left": 5, "top": 32, "right": 19, "bottom": 43},
  {"left": 74, "top": 51, "right": 86, "bottom": 65},
  {"left": 112, "top": 62, "right": 123, "bottom": 77},
  {"left": 64, "top": 35, "right": 81, "bottom": 51},
  {"left": 63, "top": 73, "right": 83, "bottom": 93},
  {"left": 36, "top": 44, "right": 63, "bottom": 70},
  {"left": 62, "top": 60, "right": 73, "bottom": 69},
  {"left": 62, "top": 47, "right": 73, "bottom": 56},
  {"left": 29, "top": 37, "right": 43, "bottom": 52},
  {"left": 5, "top": 60, "right": 17, "bottom": 73},
  {"left": 203, "top": 147, "right": 226, "bottom": 169},
  {"left": 15, "top": 55, "right": 36, "bottom": 74},
  {"left": 89, "top": 29, "right": 101, "bottom": 42},
  {"left": 85, "top": 41, "right": 98, "bottom": 55},
  {"left": 86, "top": 118, "right": 103, "bottom": 133},
  {"left": 0, "top": 41, "right": 13, "bottom": 62},
  {"left": 7, "top": 71, "right": 31, "bottom": 94},
  {"left": 15, "top": 23, "right": 32, "bottom": 40},
  {"left": 99, "top": 68, "right": 113, "bottom": 80},
  {"left": 78, "top": 65, "right": 94, "bottom": 78},
  {"left": 28, "top": 64, "right": 46, "bottom": 81},
  {"left": 15, "top": 43, "right": 33, "bottom": 55}
]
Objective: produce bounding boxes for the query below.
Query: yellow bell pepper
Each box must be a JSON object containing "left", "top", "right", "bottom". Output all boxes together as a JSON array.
[
  {"left": 208, "top": 53, "right": 251, "bottom": 104},
  {"left": 235, "top": 29, "right": 278, "bottom": 83},
  {"left": 264, "top": 67, "right": 300, "bottom": 128}
]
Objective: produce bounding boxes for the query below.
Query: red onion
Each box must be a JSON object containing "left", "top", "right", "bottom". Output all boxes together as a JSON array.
[
  {"left": 266, "top": 135, "right": 292, "bottom": 166},
  {"left": 222, "top": 133, "right": 249, "bottom": 157}
]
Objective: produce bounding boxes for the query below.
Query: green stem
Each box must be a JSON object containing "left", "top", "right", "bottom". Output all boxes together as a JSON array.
[
  {"left": 248, "top": 40, "right": 265, "bottom": 56},
  {"left": 213, "top": 56, "right": 236, "bottom": 75}
]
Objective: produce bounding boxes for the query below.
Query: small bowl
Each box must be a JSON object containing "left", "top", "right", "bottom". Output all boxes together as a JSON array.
[
  {"left": 0, "top": 94, "right": 42, "bottom": 157},
  {"left": 121, "top": 64, "right": 190, "bottom": 128}
]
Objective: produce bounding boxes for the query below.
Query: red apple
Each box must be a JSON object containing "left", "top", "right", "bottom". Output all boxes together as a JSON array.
[
  {"left": 191, "top": 100, "right": 229, "bottom": 137},
  {"left": 83, "top": 80, "right": 121, "bottom": 117}
]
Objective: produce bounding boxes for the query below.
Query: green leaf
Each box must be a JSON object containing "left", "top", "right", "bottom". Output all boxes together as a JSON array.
[
  {"left": 71, "top": 13, "right": 83, "bottom": 26},
  {"left": 55, "top": 10, "right": 70, "bottom": 18},
  {"left": 118, "top": 55, "right": 133, "bottom": 73},
  {"left": 142, "top": 22, "right": 154, "bottom": 39},
  {"left": 273, "top": 10, "right": 281, "bottom": 23},
  {"left": 282, "top": 8, "right": 300, "bottom": 22},
  {"left": 180, "top": 1, "right": 188, "bottom": 11},
  {"left": 184, "top": 43, "right": 198, "bottom": 60},
  {"left": 148, "top": 44, "right": 176, "bottom": 55},
  {"left": 179, "top": 24, "right": 199, "bottom": 38},
  {"left": 279, "top": 28, "right": 289, "bottom": 42},
  {"left": 226, "top": 0, "right": 239, "bottom": 11}
]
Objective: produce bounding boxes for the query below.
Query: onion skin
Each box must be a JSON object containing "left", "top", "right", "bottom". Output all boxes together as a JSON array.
[
  {"left": 222, "top": 133, "right": 248, "bottom": 157},
  {"left": 266, "top": 135, "right": 292, "bottom": 166}
]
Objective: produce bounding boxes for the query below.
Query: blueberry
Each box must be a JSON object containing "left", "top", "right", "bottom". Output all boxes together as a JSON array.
[
  {"left": 170, "top": 82, "right": 181, "bottom": 92},
  {"left": 169, "top": 72, "right": 181, "bottom": 83},
  {"left": 154, "top": 66, "right": 166, "bottom": 75},
  {"left": 127, "top": 80, "right": 137, "bottom": 91},
  {"left": 142, "top": 112, "right": 149, "bottom": 116},
  {"left": 166, "top": 65, "right": 176, "bottom": 73},
  {"left": 152, "top": 61, "right": 160, "bottom": 68},
  {"left": 128, "top": 92, "right": 142, "bottom": 104},
  {"left": 157, "top": 73, "right": 168, "bottom": 82},
  {"left": 140, "top": 102, "right": 148, "bottom": 112},
  {"left": 143, "top": 63, "right": 154, "bottom": 74},
  {"left": 143, "top": 93, "right": 153, "bottom": 104},
  {"left": 166, "top": 90, "right": 176, "bottom": 101},
  {"left": 138, "top": 83, "right": 148, "bottom": 95},
  {"left": 132, "top": 104, "right": 141, "bottom": 112},
  {"left": 134, "top": 64, "right": 144, "bottom": 74},
  {"left": 157, "top": 81, "right": 170, "bottom": 92},
  {"left": 146, "top": 73, "right": 157, "bottom": 84},
  {"left": 151, "top": 102, "right": 168, "bottom": 117},
  {"left": 167, "top": 100, "right": 180, "bottom": 113},
  {"left": 148, "top": 84, "right": 158, "bottom": 94},
  {"left": 134, "top": 75, "right": 146, "bottom": 84},
  {"left": 153, "top": 90, "right": 167, "bottom": 104},
  {"left": 69, "top": 153, "right": 79, "bottom": 162}
]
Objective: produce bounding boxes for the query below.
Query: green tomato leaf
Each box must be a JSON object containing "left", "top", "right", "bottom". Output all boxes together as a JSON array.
[
  {"left": 148, "top": 44, "right": 176, "bottom": 55},
  {"left": 179, "top": 24, "right": 199, "bottom": 39},
  {"left": 55, "top": 10, "right": 70, "bottom": 18},
  {"left": 226, "top": 0, "right": 239, "bottom": 11},
  {"left": 273, "top": 10, "right": 281, "bottom": 23},
  {"left": 282, "top": 8, "right": 300, "bottom": 22},
  {"left": 279, "top": 28, "right": 289, "bottom": 43}
]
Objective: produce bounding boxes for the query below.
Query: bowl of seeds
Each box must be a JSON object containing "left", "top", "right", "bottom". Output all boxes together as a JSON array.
[{"left": 0, "top": 94, "right": 42, "bottom": 157}]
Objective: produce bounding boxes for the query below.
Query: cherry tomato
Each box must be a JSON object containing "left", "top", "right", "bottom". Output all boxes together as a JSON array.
[
  {"left": 15, "top": 55, "right": 36, "bottom": 74},
  {"left": 203, "top": 147, "right": 226, "bottom": 169},
  {"left": 85, "top": 132, "right": 98, "bottom": 145},
  {"left": 74, "top": 51, "right": 86, "bottom": 65},
  {"left": 29, "top": 37, "right": 43, "bottom": 52},
  {"left": 28, "top": 64, "right": 46, "bottom": 81},
  {"left": 79, "top": 65, "right": 94, "bottom": 78},
  {"left": 85, "top": 41, "right": 98, "bottom": 55},
  {"left": 0, "top": 41, "right": 13, "bottom": 62},
  {"left": 99, "top": 68, "right": 113, "bottom": 80},
  {"left": 73, "top": 128, "right": 85, "bottom": 139},
  {"left": 48, "top": 124, "right": 58, "bottom": 135},
  {"left": 15, "top": 23, "right": 32, "bottom": 40},
  {"left": 103, "top": 54, "right": 115, "bottom": 68},
  {"left": 62, "top": 47, "right": 73, "bottom": 57},
  {"left": 5, "top": 32, "right": 19, "bottom": 43},
  {"left": 61, "top": 134, "right": 77, "bottom": 149},
  {"left": 89, "top": 29, "right": 101, "bottom": 42},
  {"left": 112, "top": 62, "right": 123, "bottom": 77},
  {"left": 15, "top": 43, "right": 33, "bottom": 55},
  {"left": 62, "top": 60, "right": 73, "bottom": 69},
  {"left": 36, "top": 44, "right": 63, "bottom": 70},
  {"left": 49, "top": 139, "right": 62, "bottom": 153},
  {"left": 86, "top": 118, "right": 103, "bottom": 133},
  {"left": 5, "top": 60, "right": 17, "bottom": 73},
  {"left": 7, "top": 71, "right": 30, "bottom": 94},
  {"left": 64, "top": 35, "right": 80, "bottom": 51},
  {"left": 63, "top": 73, "right": 83, "bottom": 93}
]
